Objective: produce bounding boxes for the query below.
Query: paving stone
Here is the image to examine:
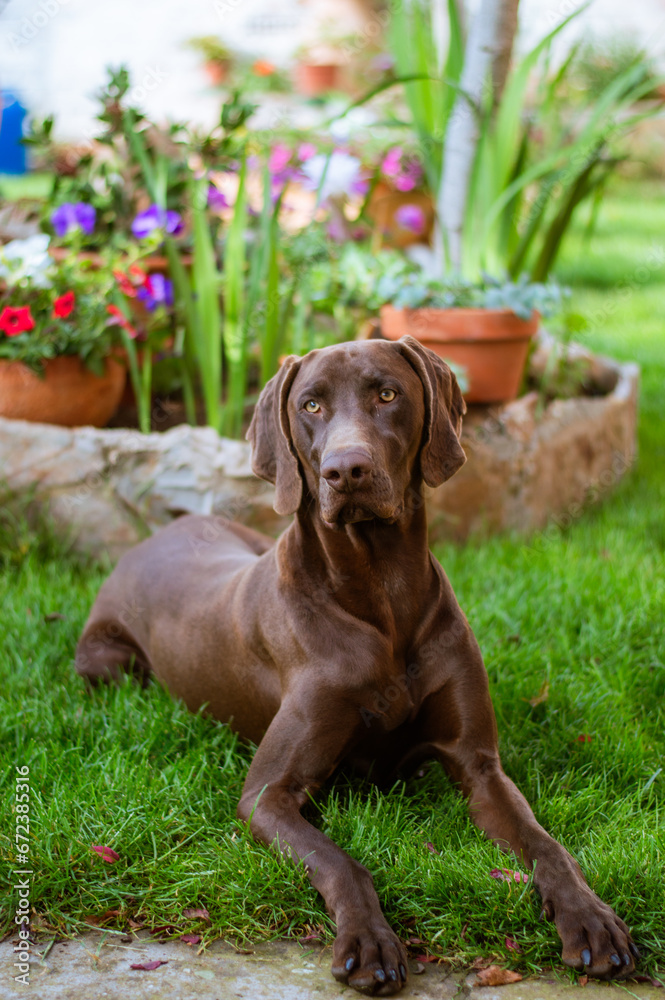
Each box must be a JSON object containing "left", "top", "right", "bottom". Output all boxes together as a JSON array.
[{"left": 0, "top": 934, "right": 661, "bottom": 1000}]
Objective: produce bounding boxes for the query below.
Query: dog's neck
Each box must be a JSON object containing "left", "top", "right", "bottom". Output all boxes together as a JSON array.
[{"left": 283, "top": 481, "right": 435, "bottom": 643}]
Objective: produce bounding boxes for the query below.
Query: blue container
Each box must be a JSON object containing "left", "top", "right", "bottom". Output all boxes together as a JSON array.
[{"left": 0, "top": 91, "right": 28, "bottom": 175}]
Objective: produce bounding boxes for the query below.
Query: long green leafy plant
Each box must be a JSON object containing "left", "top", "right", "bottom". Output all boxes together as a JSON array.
[{"left": 388, "top": 2, "right": 663, "bottom": 281}]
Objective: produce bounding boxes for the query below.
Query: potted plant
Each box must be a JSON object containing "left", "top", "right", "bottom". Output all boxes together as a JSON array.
[
  {"left": 0, "top": 235, "right": 126, "bottom": 427},
  {"left": 366, "top": 146, "right": 434, "bottom": 248},
  {"left": 187, "top": 36, "right": 234, "bottom": 86},
  {"left": 377, "top": 271, "right": 565, "bottom": 404},
  {"left": 294, "top": 41, "right": 344, "bottom": 96}
]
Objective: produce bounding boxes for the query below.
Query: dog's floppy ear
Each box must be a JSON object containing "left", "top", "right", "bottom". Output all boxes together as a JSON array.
[
  {"left": 246, "top": 355, "right": 303, "bottom": 515},
  {"left": 395, "top": 335, "right": 466, "bottom": 487}
]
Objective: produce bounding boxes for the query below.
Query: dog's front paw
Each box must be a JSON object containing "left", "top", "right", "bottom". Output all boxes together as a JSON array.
[
  {"left": 331, "top": 919, "right": 408, "bottom": 995},
  {"left": 552, "top": 890, "right": 638, "bottom": 980}
]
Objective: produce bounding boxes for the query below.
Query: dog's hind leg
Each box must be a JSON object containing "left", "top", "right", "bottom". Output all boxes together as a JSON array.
[{"left": 75, "top": 620, "right": 151, "bottom": 687}]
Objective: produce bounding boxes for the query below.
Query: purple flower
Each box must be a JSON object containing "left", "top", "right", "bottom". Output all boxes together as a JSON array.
[
  {"left": 208, "top": 185, "right": 229, "bottom": 211},
  {"left": 394, "top": 203, "right": 426, "bottom": 235},
  {"left": 137, "top": 273, "right": 174, "bottom": 312},
  {"left": 372, "top": 53, "right": 394, "bottom": 72},
  {"left": 394, "top": 161, "right": 423, "bottom": 191},
  {"left": 131, "top": 205, "right": 183, "bottom": 240},
  {"left": 51, "top": 202, "right": 96, "bottom": 237},
  {"left": 351, "top": 176, "right": 369, "bottom": 197}
]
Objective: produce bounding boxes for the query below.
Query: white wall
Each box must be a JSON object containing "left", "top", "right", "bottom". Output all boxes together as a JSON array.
[{"left": 2, "top": 0, "right": 665, "bottom": 141}]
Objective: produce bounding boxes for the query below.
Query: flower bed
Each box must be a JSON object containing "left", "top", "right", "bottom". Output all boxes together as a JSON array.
[{"left": 0, "top": 345, "right": 638, "bottom": 558}]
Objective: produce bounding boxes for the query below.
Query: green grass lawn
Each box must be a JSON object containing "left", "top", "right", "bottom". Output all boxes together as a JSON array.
[
  {"left": 0, "top": 172, "right": 53, "bottom": 201},
  {"left": 1, "top": 178, "right": 663, "bottom": 978}
]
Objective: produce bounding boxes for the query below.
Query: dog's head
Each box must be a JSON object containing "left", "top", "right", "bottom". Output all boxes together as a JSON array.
[{"left": 247, "top": 336, "right": 466, "bottom": 527}]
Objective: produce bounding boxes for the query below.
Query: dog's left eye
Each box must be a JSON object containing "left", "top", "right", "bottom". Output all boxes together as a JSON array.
[
  {"left": 304, "top": 400, "right": 321, "bottom": 413},
  {"left": 379, "top": 388, "right": 396, "bottom": 402}
]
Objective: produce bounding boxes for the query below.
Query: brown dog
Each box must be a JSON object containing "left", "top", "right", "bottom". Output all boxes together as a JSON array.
[{"left": 76, "top": 337, "right": 638, "bottom": 995}]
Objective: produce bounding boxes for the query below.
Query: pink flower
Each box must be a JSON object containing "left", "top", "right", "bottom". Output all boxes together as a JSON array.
[
  {"left": 107, "top": 304, "right": 138, "bottom": 339},
  {"left": 268, "top": 144, "right": 292, "bottom": 175},
  {"left": 394, "top": 174, "right": 417, "bottom": 192},
  {"left": 381, "top": 147, "right": 403, "bottom": 178},
  {"left": 297, "top": 142, "right": 317, "bottom": 162}
]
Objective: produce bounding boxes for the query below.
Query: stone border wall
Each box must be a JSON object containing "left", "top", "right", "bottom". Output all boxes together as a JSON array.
[{"left": 0, "top": 358, "right": 638, "bottom": 559}]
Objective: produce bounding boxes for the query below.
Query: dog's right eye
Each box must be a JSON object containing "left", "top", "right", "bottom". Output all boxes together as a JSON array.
[{"left": 303, "top": 400, "right": 321, "bottom": 413}]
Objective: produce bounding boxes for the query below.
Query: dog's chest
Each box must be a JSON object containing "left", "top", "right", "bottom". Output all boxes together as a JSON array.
[{"left": 358, "top": 664, "right": 418, "bottom": 732}]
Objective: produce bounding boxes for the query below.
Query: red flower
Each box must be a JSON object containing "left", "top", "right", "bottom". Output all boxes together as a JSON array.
[
  {"left": 128, "top": 263, "right": 148, "bottom": 283},
  {"left": 0, "top": 306, "right": 35, "bottom": 336},
  {"left": 107, "top": 303, "right": 138, "bottom": 338},
  {"left": 112, "top": 269, "right": 137, "bottom": 298},
  {"left": 53, "top": 291, "right": 75, "bottom": 319}
]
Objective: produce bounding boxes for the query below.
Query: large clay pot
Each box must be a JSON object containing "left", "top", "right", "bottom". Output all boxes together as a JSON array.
[
  {"left": 380, "top": 305, "right": 539, "bottom": 404},
  {"left": 0, "top": 355, "right": 126, "bottom": 427},
  {"left": 295, "top": 64, "right": 340, "bottom": 96}
]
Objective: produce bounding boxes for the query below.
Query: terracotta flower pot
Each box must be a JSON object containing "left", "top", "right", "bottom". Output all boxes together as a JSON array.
[
  {"left": 295, "top": 64, "right": 340, "bottom": 96},
  {"left": 0, "top": 355, "right": 126, "bottom": 427},
  {"left": 367, "top": 182, "right": 434, "bottom": 248},
  {"left": 204, "top": 60, "right": 230, "bottom": 86},
  {"left": 380, "top": 305, "right": 539, "bottom": 404}
]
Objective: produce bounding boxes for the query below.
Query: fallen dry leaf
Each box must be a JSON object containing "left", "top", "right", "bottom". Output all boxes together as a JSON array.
[
  {"left": 151, "top": 924, "right": 179, "bottom": 938},
  {"left": 183, "top": 907, "right": 210, "bottom": 921},
  {"left": 579, "top": 975, "right": 589, "bottom": 986},
  {"left": 476, "top": 965, "right": 523, "bottom": 986},
  {"left": 528, "top": 681, "right": 549, "bottom": 708},
  {"left": 84, "top": 909, "right": 121, "bottom": 926},
  {"left": 130, "top": 960, "right": 168, "bottom": 971},
  {"left": 407, "top": 936, "right": 423, "bottom": 946},
  {"left": 490, "top": 867, "right": 529, "bottom": 884},
  {"left": 298, "top": 932, "right": 321, "bottom": 943},
  {"left": 413, "top": 962, "right": 425, "bottom": 975},
  {"left": 180, "top": 934, "right": 201, "bottom": 945},
  {"left": 505, "top": 937, "right": 522, "bottom": 953},
  {"left": 424, "top": 841, "right": 439, "bottom": 855},
  {"left": 416, "top": 954, "right": 439, "bottom": 964},
  {"left": 44, "top": 612, "right": 66, "bottom": 622},
  {"left": 577, "top": 734, "right": 593, "bottom": 743},
  {"left": 634, "top": 975, "right": 664, "bottom": 988},
  {"left": 91, "top": 845, "right": 120, "bottom": 863}
]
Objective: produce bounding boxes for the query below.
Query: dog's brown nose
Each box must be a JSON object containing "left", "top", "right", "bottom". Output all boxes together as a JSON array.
[{"left": 321, "top": 449, "right": 373, "bottom": 493}]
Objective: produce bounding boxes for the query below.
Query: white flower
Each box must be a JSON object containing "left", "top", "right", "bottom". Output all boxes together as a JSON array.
[
  {"left": 0, "top": 233, "right": 53, "bottom": 288},
  {"left": 301, "top": 152, "right": 362, "bottom": 202},
  {"left": 329, "top": 106, "right": 376, "bottom": 142}
]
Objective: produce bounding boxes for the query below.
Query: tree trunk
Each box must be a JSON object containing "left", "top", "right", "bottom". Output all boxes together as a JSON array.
[
  {"left": 435, "top": 0, "right": 520, "bottom": 273},
  {"left": 491, "top": 0, "right": 520, "bottom": 105}
]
